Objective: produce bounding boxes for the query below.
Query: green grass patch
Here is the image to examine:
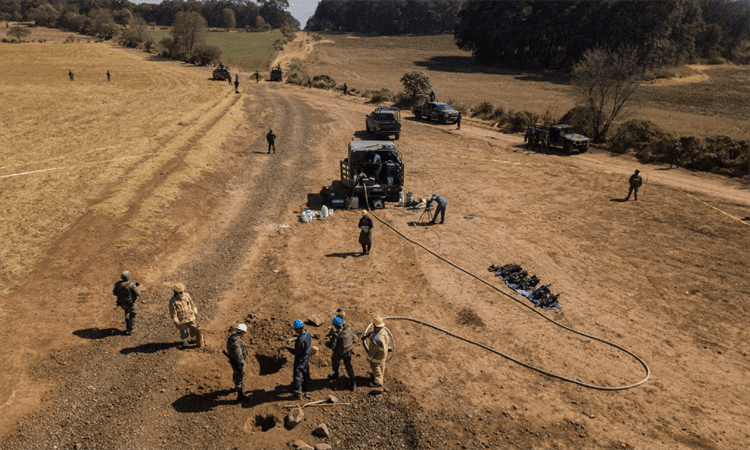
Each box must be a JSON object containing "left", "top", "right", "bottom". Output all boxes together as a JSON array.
[{"left": 150, "top": 29, "right": 281, "bottom": 71}]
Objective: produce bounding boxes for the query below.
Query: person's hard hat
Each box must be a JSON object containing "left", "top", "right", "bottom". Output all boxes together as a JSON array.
[
  {"left": 236, "top": 323, "right": 247, "bottom": 333},
  {"left": 293, "top": 319, "right": 305, "bottom": 330},
  {"left": 373, "top": 315, "right": 385, "bottom": 328},
  {"left": 173, "top": 283, "right": 185, "bottom": 293},
  {"left": 332, "top": 316, "right": 343, "bottom": 327},
  {"left": 362, "top": 210, "right": 368, "bottom": 216},
  {"left": 121, "top": 270, "right": 131, "bottom": 281}
]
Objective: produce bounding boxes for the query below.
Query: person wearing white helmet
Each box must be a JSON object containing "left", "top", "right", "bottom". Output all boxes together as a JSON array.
[
  {"left": 362, "top": 315, "right": 389, "bottom": 387},
  {"left": 225, "top": 324, "right": 249, "bottom": 402}
]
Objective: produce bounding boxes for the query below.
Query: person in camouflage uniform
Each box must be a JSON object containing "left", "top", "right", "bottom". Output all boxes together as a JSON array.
[
  {"left": 326, "top": 315, "right": 356, "bottom": 391},
  {"left": 625, "top": 170, "right": 643, "bottom": 201},
  {"left": 226, "top": 324, "right": 249, "bottom": 402},
  {"left": 168, "top": 283, "right": 200, "bottom": 348},
  {"left": 113, "top": 271, "right": 140, "bottom": 334}
]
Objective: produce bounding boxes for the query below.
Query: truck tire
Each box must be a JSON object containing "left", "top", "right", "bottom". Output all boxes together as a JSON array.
[
  {"left": 564, "top": 141, "right": 574, "bottom": 153},
  {"left": 415, "top": 111, "right": 422, "bottom": 119},
  {"left": 439, "top": 115, "right": 446, "bottom": 124},
  {"left": 366, "top": 123, "right": 371, "bottom": 133},
  {"left": 394, "top": 133, "right": 399, "bottom": 140}
]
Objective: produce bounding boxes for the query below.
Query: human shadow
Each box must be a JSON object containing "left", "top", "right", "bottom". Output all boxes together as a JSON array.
[
  {"left": 251, "top": 151, "right": 271, "bottom": 155},
  {"left": 73, "top": 328, "right": 123, "bottom": 339},
  {"left": 408, "top": 221, "right": 436, "bottom": 227},
  {"left": 610, "top": 198, "right": 628, "bottom": 203},
  {"left": 172, "top": 388, "right": 236, "bottom": 413},
  {"left": 120, "top": 342, "right": 182, "bottom": 355},
  {"left": 325, "top": 252, "right": 362, "bottom": 258}
]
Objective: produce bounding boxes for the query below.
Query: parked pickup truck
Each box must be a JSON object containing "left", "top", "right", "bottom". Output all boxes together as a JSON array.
[
  {"left": 340, "top": 140, "right": 404, "bottom": 202},
  {"left": 365, "top": 106, "right": 401, "bottom": 140},
  {"left": 525, "top": 123, "right": 591, "bottom": 153},
  {"left": 411, "top": 101, "right": 460, "bottom": 123}
]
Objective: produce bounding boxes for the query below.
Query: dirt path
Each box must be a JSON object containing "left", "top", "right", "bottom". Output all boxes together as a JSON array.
[{"left": 1, "top": 53, "right": 748, "bottom": 450}]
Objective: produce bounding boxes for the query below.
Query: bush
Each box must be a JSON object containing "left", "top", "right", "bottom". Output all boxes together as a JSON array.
[
  {"left": 472, "top": 101, "right": 495, "bottom": 119},
  {"left": 312, "top": 74, "right": 336, "bottom": 90},
  {"left": 367, "top": 88, "right": 394, "bottom": 103},
  {"left": 285, "top": 58, "right": 307, "bottom": 85},
  {"left": 560, "top": 106, "right": 596, "bottom": 138},
  {"left": 65, "top": 34, "right": 77, "bottom": 43},
  {"left": 506, "top": 111, "right": 539, "bottom": 133},
  {"left": 609, "top": 119, "right": 674, "bottom": 159},
  {"left": 445, "top": 98, "right": 470, "bottom": 115},
  {"left": 189, "top": 43, "right": 222, "bottom": 66},
  {"left": 400, "top": 70, "right": 432, "bottom": 101},
  {"left": 142, "top": 36, "right": 155, "bottom": 52}
]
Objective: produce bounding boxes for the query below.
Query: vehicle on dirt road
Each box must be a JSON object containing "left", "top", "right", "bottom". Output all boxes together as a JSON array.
[
  {"left": 365, "top": 106, "right": 401, "bottom": 140},
  {"left": 340, "top": 140, "right": 404, "bottom": 203},
  {"left": 212, "top": 65, "right": 231, "bottom": 81},
  {"left": 525, "top": 123, "right": 591, "bottom": 153},
  {"left": 270, "top": 64, "right": 282, "bottom": 82},
  {"left": 412, "top": 100, "right": 460, "bottom": 124}
]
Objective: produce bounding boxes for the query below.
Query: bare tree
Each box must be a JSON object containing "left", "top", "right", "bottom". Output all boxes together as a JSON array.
[
  {"left": 8, "top": 25, "right": 31, "bottom": 42},
  {"left": 572, "top": 47, "right": 643, "bottom": 143},
  {"left": 171, "top": 11, "right": 206, "bottom": 55}
]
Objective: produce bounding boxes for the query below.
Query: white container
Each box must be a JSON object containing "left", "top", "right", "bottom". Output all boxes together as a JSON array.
[{"left": 399, "top": 192, "right": 404, "bottom": 206}]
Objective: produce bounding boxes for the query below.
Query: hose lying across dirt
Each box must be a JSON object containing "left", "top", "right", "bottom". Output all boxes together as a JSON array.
[{"left": 359, "top": 185, "right": 650, "bottom": 390}]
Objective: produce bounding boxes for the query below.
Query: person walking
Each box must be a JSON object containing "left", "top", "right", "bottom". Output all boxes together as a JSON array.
[
  {"left": 112, "top": 270, "right": 140, "bottom": 334},
  {"left": 225, "top": 323, "right": 249, "bottom": 402},
  {"left": 625, "top": 170, "right": 643, "bottom": 201},
  {"left": 427, "top": 194, "right": 447, "bottom": 225},
  {"left": 282, "top": 320, "right": 311, "bottom": 399},
  {"left": 266, "top": 129, "right": 276, "bottom": 154},
  {"left": 363, "top": 315, "right": 389, "bottom": 387},
  {"left": 255, "top": 71, "right": 260, "bottom": 83},
  {"left": 358, "top": 210, "right": 374, "bottom": 255},
  {"left": 69, "top": 70, "right": 74, "bottom": 81},
  {"left": 326, "top": 316, "right": 356, "bottom": 391},
  {"left": 168, "top": 283, "right": 202, "bottom": 348},
  {"left": 106, "top": 70, "right": 111, "bottom": 81},
  {"left": 234, "top": 74, "right": 239, "bottom": 94},
  {"left": 456, "top": 111, "right": 462, "bottom": 130}
]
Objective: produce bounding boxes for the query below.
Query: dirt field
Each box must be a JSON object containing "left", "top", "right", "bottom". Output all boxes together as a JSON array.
[{"left": 1, "top": 30, "right": 749, "bottom": 450}]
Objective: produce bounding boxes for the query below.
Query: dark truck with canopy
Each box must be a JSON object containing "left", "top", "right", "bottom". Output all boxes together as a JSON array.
[
  {"left": 525, "top": 123, "right": 591, "bottom": 153},
  {"left": 340, "top": 141, "right": 404, "bottom": 202},
  {"left": 365, "top": 106, "right": 401, "bottom": 140}
]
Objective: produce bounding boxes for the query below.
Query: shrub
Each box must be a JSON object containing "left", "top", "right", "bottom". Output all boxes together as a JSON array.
[
  {"left": 142, "top": 36, "right": 155, "bottom": 52},
  {"left": 560, "top": 106, "right": 596, "bottom": 138},
  {"left": 311, "top": 74, "right": 335, "bottom": 90},
  {"left": 445, "top": 98, "right": 470, "bottom": 115},
  {"left": 472, "top": 101, "right": 495, "bottom": 119},
  {"left": 506, "top": 111, "right": 540, "bottom": 133},
  {"left": 189, "top": 43, "right": 222, "bottom": 66},
  {"left": 285, "top": 58, "right": 307, "bottom": 85},
  {"left": 65, "top": 34, "right": 76, "bottom": 43},
  {"left": 400, "top": 70, "right": 432, "bottom": 102}
]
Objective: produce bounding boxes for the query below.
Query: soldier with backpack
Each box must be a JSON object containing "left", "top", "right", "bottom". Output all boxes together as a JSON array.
[
  {"left": 112, "top": 270, "right": 140, "bottom": 334},
  {"left": 326, "top": 316, "right": 356, "bottom": 391}
]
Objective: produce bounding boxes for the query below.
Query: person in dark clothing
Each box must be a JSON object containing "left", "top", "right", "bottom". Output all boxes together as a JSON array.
[
  {"left": 106, "top": 70, "right": 111, "bottom": 81},
  {"left": 358, "top": 210, "right": 374, "bottom": 255},
  {"left": 69, "top": 70, "right": 74, "bottom": 81},
  {"left": 343, "top": 82, "right": 348, "bottom": 95},
  {"left": 112, "top": 270, "right": 140, "bottom": 334},
  {"left": 326, "top": 316, "right": 356, "bottom": 390},
  {"left": 625, "top": 170, "right": 643, "bottom": 201},
  {"left": 429, "top": 90, "right": 435, "bottom": 102},
  {"left": 308, "top": 78, "right": 312, "bottom": 88},
  {"left": 266, "top": 129, "right": 276, "bottom": 154},
  {"left": 255, "top": 71, "right": 260, "bottom": 83},
  {"left": 669, "top": 143, "right": 680, "bottom": 169},
  {"left": 456, "top": 111, "right": 462, "bottom": 130},
  {"left": 427, "top": 194, "right": 447, "bottom": 225},
  {"left": 283, "top": 320, "right": 311, "bottom": 399},
  {"left": 225, "top": 323, "right": 249, "bottom": 402},
  {"left": 234, "top": 74, "right": 239, "bottom": 94}
]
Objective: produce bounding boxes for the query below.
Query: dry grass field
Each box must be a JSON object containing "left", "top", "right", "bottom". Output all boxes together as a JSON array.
[
  {"left": 303, "top": 33, "right": 749, "bottom": 140},
  {"left": 0, "top": 28, "right": 748, "bottom": 450}
]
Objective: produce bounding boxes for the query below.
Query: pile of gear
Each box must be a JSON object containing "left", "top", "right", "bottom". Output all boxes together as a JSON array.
[{"left": 489, "top": 263, "right": 561, "bottom": 309}]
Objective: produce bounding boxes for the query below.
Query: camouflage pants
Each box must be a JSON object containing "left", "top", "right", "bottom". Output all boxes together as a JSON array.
[
  {"left": 332, "top": 351, "right": 355, "bottom": 379},
  {"left": 370, "top": 360, "right": 386, "bottom": 386},
  {"left": 232, "top": 362, "right": 246, "bottom": 392},
  {"left": 177, "top": 321, "right": 198, "bottom": 341},
  {"left": 626, "top": 186, "right": 640, "bottom": 200},
  {"left": 123, "top": 304, "right": 137, "bottom": 331}
]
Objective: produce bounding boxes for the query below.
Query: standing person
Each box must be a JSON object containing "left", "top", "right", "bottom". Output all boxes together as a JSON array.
[
  {"left": 342, "top": 82, "right": 348, "bottom": 95},
  {"left": 112, "top": 270, "right": 140, "bottom": 335},
  {"left": 106, "top": 70, "right": 111, "bottom": 81},
  {"left": 168, "top": 283, "right": 202, "bottom": 348},
  {"left": 308, "top": 78, "right": 312, "bottom": 88},
  {"left": 358, "top": 210, "right": 374, "bottom": 255},
  {"left": 69, "top": 70, "right": 74, "bottom": 81},
  {"left": 255, "top": 70, "right": 260, "bottom": 83},
  {"left": 429, "top": 90, "right": 435, "bottom": 102},
  {"left": 282, "top": 320, "right": 311, "bottom": 399},
  {"left": 669, "top": 143, "right": 680, "bottom": 169},
  {"left": 363, "top": 315, "right": 389, "bottom": 387},
  {"left": 625, "top": 170, "right": 643, "bottom": 201},
  {"left": 326, "top": 316, "right": 356, "bottom": 391},
  {"left": 225, "top": 324, "right": 249, "bottom": 402},
  {"left": 456, "top": 111, "right": 462, "bottom": 130},
  {"left": 427, "top": 194, "right": 447, "bottom": 225},
  {"left": 234, "top": 74, "right": 239, "bottom": 94},
  {"left": 266, "top": 128, "right": 276, "bottom": 154}
]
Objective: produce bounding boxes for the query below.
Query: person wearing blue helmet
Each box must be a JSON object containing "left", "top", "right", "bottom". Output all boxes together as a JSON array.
[
  {"left": 326, "top": 316, "right": 356, "bottom": 391},
  {"left": 282, "top": 319, "right": 311, "bottom": 399}
]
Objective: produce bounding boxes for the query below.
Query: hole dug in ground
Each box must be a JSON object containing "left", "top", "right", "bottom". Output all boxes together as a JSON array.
[
  {"left": 254, "top": 353, "right": 287, "bottom": 375},
  {"left": 255, "top": 414, "right": 278, "bottom": 432}
]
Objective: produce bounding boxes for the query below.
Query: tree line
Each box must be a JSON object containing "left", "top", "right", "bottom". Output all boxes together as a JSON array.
[
  {"left": 305, "top": 0, "right": 461, "bottom": 35},
  {"left": 1, "top": 0, "right": 299, "bottom": 39},
  {"left": 454, "top": 0, "right": 750, "bottom": 70}
]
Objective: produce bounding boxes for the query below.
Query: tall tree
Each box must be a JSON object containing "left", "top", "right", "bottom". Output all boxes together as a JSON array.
[
  {"left": 222, "top": 7, "right": 236, "bottom": 30},
  {"left": 171, "top": 10, "right": 206, "bottom": 54}
]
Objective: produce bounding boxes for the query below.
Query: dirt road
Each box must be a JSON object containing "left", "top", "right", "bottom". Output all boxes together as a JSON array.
[{"left": 1, "top": 43, "right": 748, "bottom": 450}]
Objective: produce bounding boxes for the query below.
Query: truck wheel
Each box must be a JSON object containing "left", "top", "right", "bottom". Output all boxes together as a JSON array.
[
  {"left": 564, "top": 141, "right": 574, "bottom": 153},
  {"left": 394, "top": 133, "right": 399, "bottom": 140},
  {"left": 366, "top": 123, "right": 371, "bottom": 133},
  {"left": 415, "top": 111, "right": 422, "bottom": 119},
  {"left": 439, "top": 115, "right": 447, "bottom": 124}
]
